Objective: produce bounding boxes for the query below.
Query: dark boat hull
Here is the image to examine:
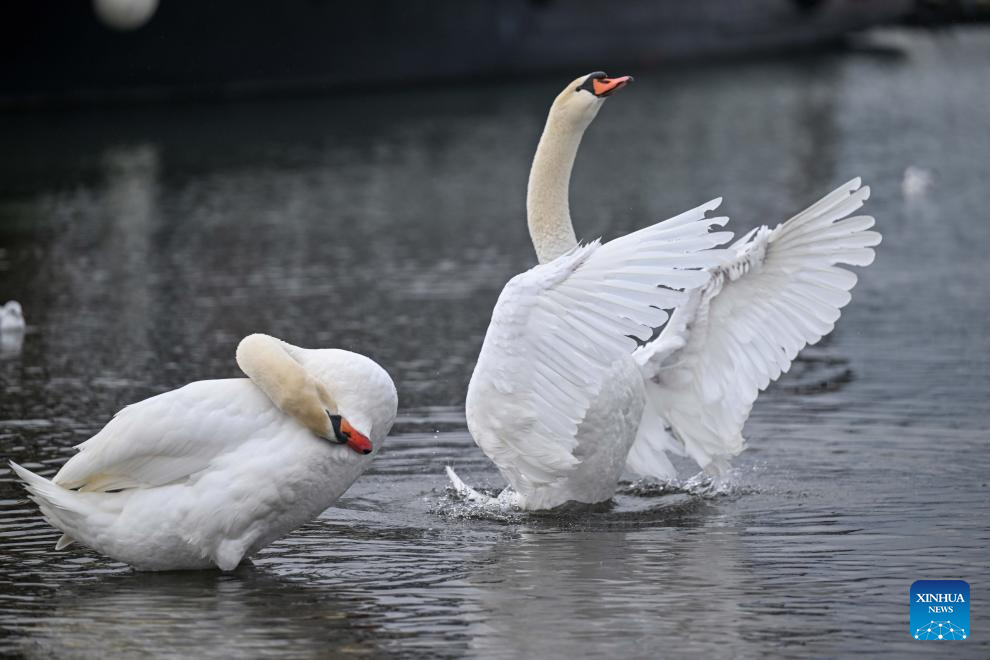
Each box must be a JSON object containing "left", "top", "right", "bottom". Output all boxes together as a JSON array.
[{"left": 1, "top": 0, "right": 913, "bottom": 105}]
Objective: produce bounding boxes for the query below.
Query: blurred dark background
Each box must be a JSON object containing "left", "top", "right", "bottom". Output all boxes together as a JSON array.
[{"left": 3, "top": 0, "right": 989, "bottom": 107}]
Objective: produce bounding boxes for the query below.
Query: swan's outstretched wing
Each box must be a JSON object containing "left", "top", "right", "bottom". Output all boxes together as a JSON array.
[
  {"left": 54, "top": 379, "right": 282, "bottom": 491},
  {"left": 466, "top": 200, "right": 732, "bottom": 490},
  {"left": 630, "top": 179, "right": 880, "bottom": 477}
]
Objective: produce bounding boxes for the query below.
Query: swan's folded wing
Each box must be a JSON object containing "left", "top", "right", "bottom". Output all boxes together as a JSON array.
[
  {"left": 54, "top": 379, "right": 279, "bottom": 491},
  {"left": 635, "top": 179, "right": 881, "bottom": 472},
  {"left": 468, "top": 200, "right": 732, "bottom": 489}
]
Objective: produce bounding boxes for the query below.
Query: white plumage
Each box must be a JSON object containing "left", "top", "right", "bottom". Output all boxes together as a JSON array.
[
  {"left": 455, "top": 73, "right": 880, "bottom": 510},
  {"left": 466, "top": 200, "right": 731, "bottom": 506},
  {"left": 11, "top": 336, "right": 397, "bottom": 570},
  {"left": 630, "top": 179, "right": 880, "bottom": 478},
  {"left": 0, "top": 300, "right": 24, "bottom": 332}
]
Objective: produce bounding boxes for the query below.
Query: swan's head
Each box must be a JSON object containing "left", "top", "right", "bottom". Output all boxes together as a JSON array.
[
  {"left": 549, "top": 71, "right": 633, "bottom": 129},
  {"left": 236, "top": 334, "right": 397, "bottom": 457},
  {"left": 291, "top": 377, "right": 377, "bottom": 456},
  {"left": 302, "top": 349, "right": 398, "bottom": 457}
]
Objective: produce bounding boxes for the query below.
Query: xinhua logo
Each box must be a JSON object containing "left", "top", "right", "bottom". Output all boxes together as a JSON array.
[{"left": 911, "top": 580, "right": 969, "bottom": 640}]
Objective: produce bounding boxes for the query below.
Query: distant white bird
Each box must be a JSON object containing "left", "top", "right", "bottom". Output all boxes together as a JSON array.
[
  {"left": 902, "top": 166, "right": 933, "bottom": 199},
  {"left": 11, "top": 334, "right": 397, "bottom": 570},
  {"left": 0, "top": 300, "right": 24, "bottom": 332},
  {"left": 92, "top": 0, "right": 158, "bottom": 31},
  {"left": 450, "top": 72, "right": 881, "bottom": 510}
]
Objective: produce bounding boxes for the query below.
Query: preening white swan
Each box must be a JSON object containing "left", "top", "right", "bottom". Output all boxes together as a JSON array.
[
  {"left": 451, "top": 72, "right": 880, "bottom": 510},
  {"left": 10, "top": 334, "right": 397, "bottom": 570}
]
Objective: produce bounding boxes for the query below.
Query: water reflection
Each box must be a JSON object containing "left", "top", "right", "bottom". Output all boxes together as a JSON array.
[
  {"left": 464, "top": 508, "right": 748, "bottom": 658},
  {"left": 0, "top": 329, "right": 23, "bottom": 356},
  {"left": 15, "top": 566, "right": 383, "bottom": 659}
]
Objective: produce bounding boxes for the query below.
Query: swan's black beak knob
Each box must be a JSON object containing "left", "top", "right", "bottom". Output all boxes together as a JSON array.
[{"left": 327, "top": 413, "right": 373, "bottom": 455}]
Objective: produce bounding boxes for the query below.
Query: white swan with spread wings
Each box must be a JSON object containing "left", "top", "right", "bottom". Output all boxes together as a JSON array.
[{"left": 451, "top": 72, "right": 880, "bottom": 510}]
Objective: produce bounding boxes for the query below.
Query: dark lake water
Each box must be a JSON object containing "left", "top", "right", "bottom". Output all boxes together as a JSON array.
[{"left": 1, "top": 27, "right": 989, "bottom": 659}]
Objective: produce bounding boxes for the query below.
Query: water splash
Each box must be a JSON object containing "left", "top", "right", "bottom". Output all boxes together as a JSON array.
[
  {"left": 431, "top": 480, "right": 526, "bottom": 524},
  {"left": 619, "top": 467, "right": 747, "bottom": 499},
  {"left": 432, "top": 464, "right": 753, "bottom": 524}
]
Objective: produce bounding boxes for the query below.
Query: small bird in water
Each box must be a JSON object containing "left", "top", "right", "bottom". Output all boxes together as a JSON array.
[
  {"left": 10, "top": 333, "right": 397, "bottom": 571},
  {"left": 902, "top": 165, "right": 933, "bottom": 199},
  {"left": 0, "top": 301, "right": 25, "bottom": 355},
  {"left": 451, "top": 72, "right": 881, "bottom": 510},
  {"left": 0, "top": 300, "right": 24, "bottom": 332}
]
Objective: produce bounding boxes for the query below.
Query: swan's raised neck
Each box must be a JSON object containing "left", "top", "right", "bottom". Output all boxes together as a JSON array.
[
  {"left": 527, "top": 116, "right": 583, "bottom": 264},
  {"left": 235, "top": 334, "right": 372, "bottom": 454},
  {"left": 527, "top": 72, "right": 632, "bottom": 264}
]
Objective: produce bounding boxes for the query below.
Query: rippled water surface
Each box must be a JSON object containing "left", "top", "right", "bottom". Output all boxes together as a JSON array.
[{"left": 1, "top": 27, "right": 989, "bottom": 659}]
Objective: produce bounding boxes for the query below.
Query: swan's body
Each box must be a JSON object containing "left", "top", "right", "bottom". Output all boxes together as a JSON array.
[
  {"left": 11, "top": 334, "right": 397, "bottom": 570},
  {"left": 0, "top": 300, "right": 25, "bottom": 354},
  {"left": 456, "top": 73, "right": 880, "bottom": 510}
]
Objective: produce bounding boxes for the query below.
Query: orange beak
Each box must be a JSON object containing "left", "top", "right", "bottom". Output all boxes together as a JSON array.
[
  {"left": 592, "top": 75, "right": 633, "bottom": 97},
  {"left": 340, "top": 418, "right": 373, "bottom": 455}
]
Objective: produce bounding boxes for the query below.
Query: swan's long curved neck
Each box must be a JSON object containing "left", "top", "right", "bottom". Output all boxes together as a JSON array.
[
  {"left": 527, "top": 115, "right": 589, "bottom": 264},
  {"left": 526, "top": 112, "right": 587, "bottom": 264},
  {"left": 236, "top": 334, "right": 335, "bottom": 436}
]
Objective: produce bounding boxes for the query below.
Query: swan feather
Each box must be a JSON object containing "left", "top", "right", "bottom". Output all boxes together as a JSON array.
[
  {"left": 631, "top": 179, "right": 881, "bottom": 475},
  {"left": 466, "top": 199, "right": 732, "bottom": 491}
]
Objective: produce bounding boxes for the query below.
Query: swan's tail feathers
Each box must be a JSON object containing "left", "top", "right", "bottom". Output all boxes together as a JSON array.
[
  {"left": 629, "top": 337, "right": 743, "bottom": 480},
  {"left": 444, "top": 466, "right": 499, "bottom": 506},
  {"left": 9, "top": 461, "right": 86, "bottom": 550},
  {"left": 624, "top": 405, "right": 682, "bottom": 481}
]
